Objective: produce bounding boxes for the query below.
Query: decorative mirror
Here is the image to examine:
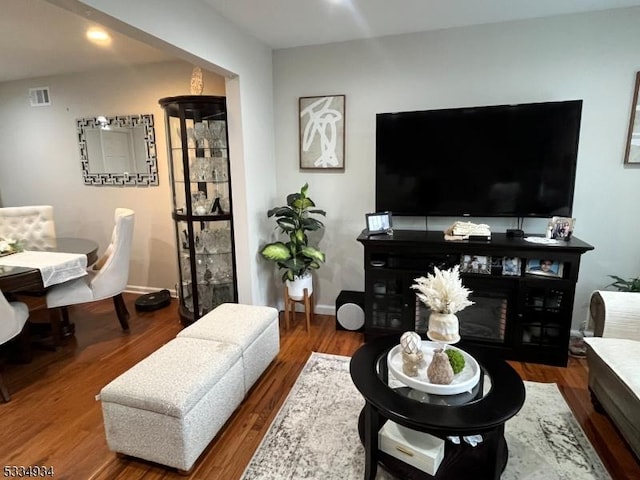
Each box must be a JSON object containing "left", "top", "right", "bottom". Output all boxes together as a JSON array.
[{"left": 77, "top": 114, "right": 158, "bottom": 186}]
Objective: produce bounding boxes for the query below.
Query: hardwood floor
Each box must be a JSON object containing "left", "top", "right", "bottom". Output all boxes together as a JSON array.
[{"left": 1, "top": 293, "right": 638, "bottom": 479}]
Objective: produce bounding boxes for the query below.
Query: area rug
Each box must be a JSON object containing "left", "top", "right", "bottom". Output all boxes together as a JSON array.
[{"left": 241, "top": 352, "right": 611, "bottom": 480}]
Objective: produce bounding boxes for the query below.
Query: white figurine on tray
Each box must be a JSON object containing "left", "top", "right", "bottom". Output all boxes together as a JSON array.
[{"left": 400, "top": 331, "right": 423, "bottom": 377}]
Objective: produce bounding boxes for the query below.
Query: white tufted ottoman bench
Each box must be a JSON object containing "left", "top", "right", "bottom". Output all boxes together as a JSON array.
[
  {"left": 100, "top": 303, "right": 280, "bottom": 472},
  {"left": 100, "top": 337, "right": 245, "bottom": 472},
  {"left": 177, "top": 303, "right": 280, "bottom": 394}
]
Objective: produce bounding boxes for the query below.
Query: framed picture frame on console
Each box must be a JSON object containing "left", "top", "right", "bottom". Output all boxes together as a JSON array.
[
  {"left": 460, "top": 255, "right": 490, "bottom": 274},
  {"left": 490, "top": 257, "right": 503, "bottom": 275},
  {"left": 547, "top": 216, "right": 575, "bottom": 240},
  {"left": 366, "top": 211, "right": 393, "bottom": 235},
  {"left": 525, "top": 259, "right": 564, "bottom": 278},
  {"left": 502, "top": 257, "right": 521, "bottom": 276}
]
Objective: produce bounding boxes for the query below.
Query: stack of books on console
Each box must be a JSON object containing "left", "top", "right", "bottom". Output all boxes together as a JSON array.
[{"left": 444, "top": 221, "right": 492, "bottom": 241}]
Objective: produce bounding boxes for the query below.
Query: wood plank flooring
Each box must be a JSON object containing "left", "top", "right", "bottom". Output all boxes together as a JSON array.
[{"left": 1, "top": 294, "right": 638, "bottom": 479}]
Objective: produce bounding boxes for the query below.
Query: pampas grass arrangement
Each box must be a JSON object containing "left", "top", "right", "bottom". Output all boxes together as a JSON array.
[{"left": 412, "top": 265, "right": 474, "bottom": 314}]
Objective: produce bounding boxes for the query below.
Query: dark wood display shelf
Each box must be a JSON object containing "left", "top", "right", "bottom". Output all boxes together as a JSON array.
[{"left": 160, "top": 95, "right": 238, "bottom": 326}]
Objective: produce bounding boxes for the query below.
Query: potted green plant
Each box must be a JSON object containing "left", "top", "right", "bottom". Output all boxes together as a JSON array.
[
  {"left": 260, "top": 183, "right": 326, "bottom": 299},
  {"left": 607, "top": 275, "right": 640, "bottom": 292},
  {"left": 0, "top": 237, "right": 23, "bottom": 256}
]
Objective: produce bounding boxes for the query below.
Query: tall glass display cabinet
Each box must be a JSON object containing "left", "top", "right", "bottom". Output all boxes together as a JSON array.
[{"left": 159, "top": 95, "right": 237, "bottom": 326}]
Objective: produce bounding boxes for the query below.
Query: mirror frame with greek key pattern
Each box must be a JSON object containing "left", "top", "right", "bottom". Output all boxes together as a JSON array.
[{"left": 77, "top": 114, "right": 158, "bottom": 186}]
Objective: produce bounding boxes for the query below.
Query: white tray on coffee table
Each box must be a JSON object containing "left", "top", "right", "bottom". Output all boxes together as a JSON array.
[{"left": 387, "top": 341, "right": 480, "bottom": 395}]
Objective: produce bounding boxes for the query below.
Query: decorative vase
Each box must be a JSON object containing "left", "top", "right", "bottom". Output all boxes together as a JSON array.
[
  {"left": 427, "top": 312, "right": 460, "bottom": 343},
  {"left": 190, "top": 66, "right": 204, "bottom": 95},
  {"left": 285, "top": 272, "right": 313, "bottom": 301},
  {"left": 427, "top": 348, "right": 454, "bottom": 385}
]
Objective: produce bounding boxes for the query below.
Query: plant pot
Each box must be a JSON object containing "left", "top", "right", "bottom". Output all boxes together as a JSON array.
[
  {"left": 286, "top": 272, "right": 313, "bottom": 301},
  {"left": 427, "top": 312, "right": 460, "bottom": 343}
]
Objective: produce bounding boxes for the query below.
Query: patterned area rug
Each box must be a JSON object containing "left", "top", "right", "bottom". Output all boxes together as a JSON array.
[{"left": 241, "top": 352, "right": 611, "bottom": 480}]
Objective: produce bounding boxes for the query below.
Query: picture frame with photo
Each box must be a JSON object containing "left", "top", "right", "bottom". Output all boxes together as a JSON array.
[
  {"left": 490, "top": 257, "right": 503, "bottom": 275},
  {"left": 546, "top": 216, "right": 575, "bottom": 240},
  {"left": 525, "top": 259, "right": 564, "bottom": 278},
  {"left": 501, "top": 256, "right": 521, "bottom": 276},
  {"left": 365, "top": 211, "right": 393, "bottom": 235},
  {"left": 460, "top": 254, "right": 491, "bottom": 274}
]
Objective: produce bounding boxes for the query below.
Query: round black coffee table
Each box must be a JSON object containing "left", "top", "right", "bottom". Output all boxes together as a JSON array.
[{"left": 350, "top": 335, "right": 525, "bottom": 480}]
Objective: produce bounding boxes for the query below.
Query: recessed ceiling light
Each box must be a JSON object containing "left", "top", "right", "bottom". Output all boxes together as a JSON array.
[{"left": 86, "top": 27, "right": 111, "bottom": 46}]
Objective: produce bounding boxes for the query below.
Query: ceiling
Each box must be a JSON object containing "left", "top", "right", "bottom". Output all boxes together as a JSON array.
[
  {"left": 3, "top": 0, "right": 640, "bottom": 83},
  {"left": 203, "top": 0, "right": 640, "bottom": 49},
  {"left": 0, "top": 0, "right": 174, "bottom": 83}
]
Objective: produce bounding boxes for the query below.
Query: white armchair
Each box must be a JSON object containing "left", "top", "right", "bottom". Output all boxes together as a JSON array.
[
  {"left": 0, "top": 205, "right": 56, "bottom": 249},
  {"left": 584, "top": 290, "right": 640, "bottom": 460},
  {"left": 0, "top": 291, "right": 29, "bottom": 402},
  {"left": 46, "top": 208, "right": 135, "bottom": 337}
]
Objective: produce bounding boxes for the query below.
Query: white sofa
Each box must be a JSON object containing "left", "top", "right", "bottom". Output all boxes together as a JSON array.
[
  {"left": 99, "top": 303, "right": 280, "bottom": 472},
  {"left": 584, "top": 290, "right": 640, "bottom": 460}
]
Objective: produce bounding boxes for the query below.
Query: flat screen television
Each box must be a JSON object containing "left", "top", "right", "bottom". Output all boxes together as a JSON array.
[{"left": 375, "top": 100, "right": 583, "bottom": 217}]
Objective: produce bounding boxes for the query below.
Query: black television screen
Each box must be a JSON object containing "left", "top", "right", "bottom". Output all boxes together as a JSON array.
[{"left": 375, "top": 100, "right": 582, "bottom": 218}]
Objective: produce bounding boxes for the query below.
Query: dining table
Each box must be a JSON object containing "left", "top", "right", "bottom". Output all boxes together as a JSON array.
[
  {"left": 0, "top": 237, "right": 98, "bottom": 293},
  {"left": 0, "top": 237, "right": 99, "bottom": 350}
]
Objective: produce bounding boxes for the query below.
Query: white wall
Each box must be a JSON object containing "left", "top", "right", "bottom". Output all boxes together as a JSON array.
[
  {"left": 0, "top": 60, "right": 225, "bottom": 292},
  {"left": 58, "top": 0, "right": 277, "bottom": 307},
  {"left": 273, "top": 8, "right": 640, "bottom": 327},
  {"left": 7, "top": 3, "right": 638, "bottom": 326}
]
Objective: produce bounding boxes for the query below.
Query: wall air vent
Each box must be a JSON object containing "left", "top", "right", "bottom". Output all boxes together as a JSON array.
[{"left": 28, "top": 87, "right": 51, "bottom": 106}]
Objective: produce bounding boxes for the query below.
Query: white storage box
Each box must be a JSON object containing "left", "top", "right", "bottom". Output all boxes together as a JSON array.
[{"left": 379, "top": 421, "right": 445, "bottom": 475}]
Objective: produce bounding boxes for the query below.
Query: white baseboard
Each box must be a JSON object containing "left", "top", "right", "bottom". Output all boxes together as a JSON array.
[
  {"left": 124, "top": 285, "right": 177, "bottom": 297},
  {"left": 570, "top": 328, "right": 594, "bottom": 338},
  {"left": 124, "top": 287, "right": 334, "bottom": 314}
]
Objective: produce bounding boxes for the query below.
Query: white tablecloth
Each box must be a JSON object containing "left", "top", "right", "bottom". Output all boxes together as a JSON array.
[{"left": 0, "top": 250, "right": 87, "bottom": 288}]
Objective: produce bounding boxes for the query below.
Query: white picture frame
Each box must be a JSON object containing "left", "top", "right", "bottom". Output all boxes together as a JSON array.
[{"left": 366, "top": 211, "right": 392, "bottom": 235}]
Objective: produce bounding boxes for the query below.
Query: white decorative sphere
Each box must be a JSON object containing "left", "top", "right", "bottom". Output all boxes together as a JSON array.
[{"left": 400, "top": 331, "right": 422, "bottom": 354}]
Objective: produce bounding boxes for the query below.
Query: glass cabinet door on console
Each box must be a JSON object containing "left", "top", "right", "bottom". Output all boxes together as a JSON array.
[
  {"left": 366, "top": 269, "right": 413, "bottom": 334},
  {"left": 517, "top": 280, "right": 574, "bottom": 350},
  {"left": 415, "top": 275, "right": 517, "bottom": 348},
  {"left": 159, "top": 95, "right": 237, "bottom": 326}
]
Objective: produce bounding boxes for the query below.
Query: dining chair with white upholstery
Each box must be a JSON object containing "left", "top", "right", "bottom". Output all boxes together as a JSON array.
[
  {"left": 0, "top": 291, "right": 29, "bottom": 402},
  {"left": 0, "top": 205, "right": 57, "bottom": 249},
  {"left": 46, "top": 208, "right": 135, "bottom": 337}
]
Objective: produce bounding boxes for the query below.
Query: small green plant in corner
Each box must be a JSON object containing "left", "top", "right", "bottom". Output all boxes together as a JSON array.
[
  {"left": 607, "top": 275, "right": 640, "bottom": 292},
  {"left": 260, "top": 183, "right": 326, "bottom": 282},
  {"left": 0, "top": 237, "right": 24, "bottom": 255}
]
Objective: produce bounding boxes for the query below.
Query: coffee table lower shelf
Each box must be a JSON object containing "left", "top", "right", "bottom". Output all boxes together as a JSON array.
[{"left": 357, "top": 409, "right": 508, "bottom": 480}]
